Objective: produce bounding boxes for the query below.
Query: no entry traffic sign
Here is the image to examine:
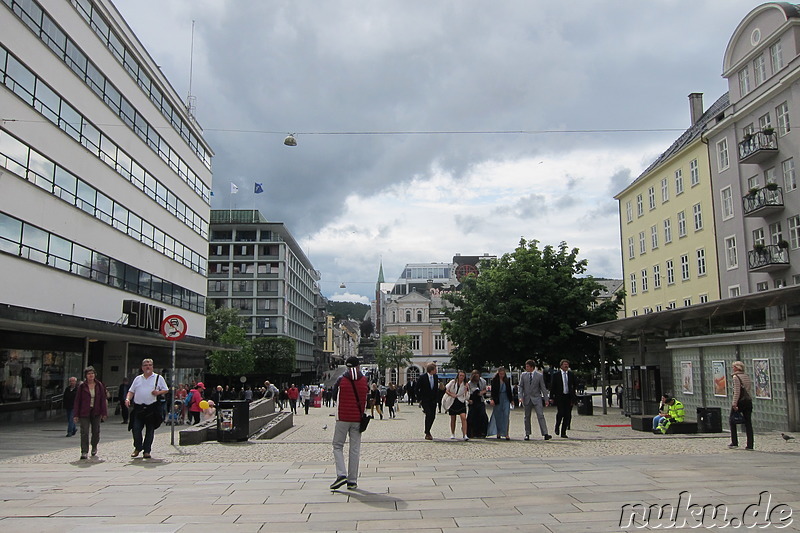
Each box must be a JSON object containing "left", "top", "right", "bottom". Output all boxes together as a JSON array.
[{"left": 160, "top": 314, "right": 188, "bottom": 341}]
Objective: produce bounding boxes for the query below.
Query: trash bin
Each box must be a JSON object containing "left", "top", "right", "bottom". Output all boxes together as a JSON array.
[
  {"left": 217, "top": 400, "right": 250, "bottom": 442},
  {"left": 577, "top": 394, "right": 593, "bottom": 415},
  {"left": 696, "top": 407, "right": 722, "bottom": 433}
]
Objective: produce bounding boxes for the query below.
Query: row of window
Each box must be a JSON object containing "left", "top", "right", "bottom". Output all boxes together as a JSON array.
[
  {"left": 208, "top": 309, "right": 277, "bottom": 333},
  {"left": 389, "top": 309, "right": 427, "bottom": 323},
  {"left": 210, "top": 244, "right": 281, "bottom": 257},
  {"left": 0, "top": 211, "right": 205, "bottom": 313},
  {"left": 0, "top": 45, "right": 210, "bottom": 239},
  {"left": 208, "top": 262, "right": 281, "bottom": 275},
  {"left": 738, "top": 40, "right": 784, "bottom": 97},
  {"left": 626, "top": 159, "right": 700, "bottom": 222},
  {"left": 629, "top": 249, "right": 708, "bottom": 296},
  {"left": 401, "top": 266, "right": 453, "bottom": 279},
  {"left": 384, "top": 333, "right": 447, "bottom": 352},
  {"left": 728, "top": 275, "right": 800, "bottom": 298},
  {"left": 723, "top": 215, "right": 800, "bottom": 269},
  {"left": 3, "top": 0, "right": 211, "bottom": 203},
  {"left": 630, "top": 294, "right": 709, "bottom": 316},
  {"left": 627, "top": 204, "right": 704, "bottom": 259},
  {"left": 64, "top": 0, "right": 212, "bottom": 171},
  {"left": 210, "top": 229, "right": 277, "bottom": 242},
  {"left": 208, "top": 280, "right": 280, "bottom": 293},
  {"left": 212, "top": 298, "right": 279, "bottom": 312},
  {"left": 0, "top": 129, "right": 207, "bottom": 275}
]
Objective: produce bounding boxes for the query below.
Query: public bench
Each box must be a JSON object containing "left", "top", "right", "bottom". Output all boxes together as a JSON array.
[{"left": 630, "top": 415, "right": 697, "bottom": 434}]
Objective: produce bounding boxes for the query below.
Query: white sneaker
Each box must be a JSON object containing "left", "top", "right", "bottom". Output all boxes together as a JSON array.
[
  {"left": 450, "top": 434, "right": 456, "bottom": 440},
  {"left": 463, "top": 436, "right": 469, "bottom": 441}
]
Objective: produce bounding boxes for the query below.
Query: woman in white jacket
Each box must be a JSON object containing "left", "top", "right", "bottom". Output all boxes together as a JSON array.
[{"left": 442, "top": 370, "right": 470, "bottom": 441}]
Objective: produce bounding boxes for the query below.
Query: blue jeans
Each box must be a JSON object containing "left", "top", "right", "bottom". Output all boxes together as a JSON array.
[
  {"left": 653, "top": 415, "right": 666, "bottom": 429},
  {"left": 131, "top": 406, "right": 156, "bottom": 453},
  {"left": 66, "top": 409, "right": 76, "bottom": 435}
]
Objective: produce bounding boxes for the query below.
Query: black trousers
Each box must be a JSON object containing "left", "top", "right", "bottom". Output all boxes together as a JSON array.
[
  {"left": 422, "top": 400, "right": 436, "bottom": 435},
  {"left": 554, "top": 396, "right": 573, "bottom": 434},
  {"left": 730, "top": 399, "right": 754, "bottom": 449}
]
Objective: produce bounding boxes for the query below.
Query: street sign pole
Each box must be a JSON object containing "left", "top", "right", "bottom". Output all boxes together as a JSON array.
[
  {"left": 160, "top": 315, "right": 188, "bottom": 447},
  {"left": 171, "top": 339, "right": 176, "bottom": 445}
]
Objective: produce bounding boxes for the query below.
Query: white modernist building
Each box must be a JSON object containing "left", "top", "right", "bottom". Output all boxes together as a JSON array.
[{"left": 0, "top": 0, "right": 213, "bottom": 419}]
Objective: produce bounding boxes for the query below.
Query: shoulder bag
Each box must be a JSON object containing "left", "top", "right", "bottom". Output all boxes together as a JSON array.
[{"left": 349, "top": 376, "right": 372, "bottom": 433}]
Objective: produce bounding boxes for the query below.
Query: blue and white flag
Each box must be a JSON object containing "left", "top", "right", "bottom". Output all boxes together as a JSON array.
[
  {"left": 231, "top": 183, "right": 239, "bottom": 194},
  {"left": 254, "top": 183, "right": 264, "bottom": 194}
]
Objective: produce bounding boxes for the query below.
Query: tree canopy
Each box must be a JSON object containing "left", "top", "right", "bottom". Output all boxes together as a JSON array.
[
  {"left": 442, "top": 238, "right": 623, "bottom": 372},
  {"left": 250, "top": 336, "right": 296, "bottom": 376},
  {"left": 208, "top": 325, "right": 253, "bottom": 378},
  {"left": 375, "top": 335, "right": 413, "bottom": 383},
  {"left": 205, "top": 301, "right": 244, "bottom": 343},
  {"left": 327, "top": 301, "right": 370, "bottom": 322}
]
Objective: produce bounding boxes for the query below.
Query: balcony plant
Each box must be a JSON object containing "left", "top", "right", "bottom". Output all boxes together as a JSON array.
[
  {"left": 753, "top": 243, "right": 767, "bottom": 254},
  {"left": 748, "top": 186, "right": 760, "bottom": 196},
  {"left": 743, "top": 132, "right": 753, "bottom": 142},
  {"left": 766, "top": 182, "right": 779, "bottom": 191},
  {"left": 762, "top": 126, "right": 775, "bottom": 136},
  {"left": 778, "top": 240, "right": 789, "bottom": 250}
]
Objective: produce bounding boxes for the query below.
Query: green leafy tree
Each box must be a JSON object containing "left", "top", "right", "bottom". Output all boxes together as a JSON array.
[
  {"left": 205, "top": 301, "right": 244, "bottom": 343},
  {"left": 375, "top": 335, "right": 413, "bottom": 385},
  {"left": 250, "top": 336, "right": 296, "bottom": 376},
  {"left": 327, "top": 301, "right": 370, "bottom": 322},
  {"left": 442, "top": 238, "right": 624, "bottom": 372},
  {"left": 208, "top": 325, "right": 253, "bottom": 381}
]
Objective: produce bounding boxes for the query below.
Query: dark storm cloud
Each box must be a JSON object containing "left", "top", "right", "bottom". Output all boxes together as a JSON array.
[
  {"left": 116, "top": 0, "right": 761, "bottom": 298},
  {"left": 607, "top": 168, "right": 634, "bottom": 197}
]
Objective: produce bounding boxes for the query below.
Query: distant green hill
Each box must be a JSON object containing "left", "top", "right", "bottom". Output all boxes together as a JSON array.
[{"left": 327, "top": 301, "right": 370, "bottom": 321}]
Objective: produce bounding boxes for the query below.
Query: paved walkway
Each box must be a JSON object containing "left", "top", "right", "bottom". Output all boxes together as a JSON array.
[{"left": 1, "top": 400, "right": 798, "bottom": 532}]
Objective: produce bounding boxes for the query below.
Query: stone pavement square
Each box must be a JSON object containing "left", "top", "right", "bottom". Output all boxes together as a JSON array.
[{"left": 1, "top": 398, "right": 799, "bottom": 531}]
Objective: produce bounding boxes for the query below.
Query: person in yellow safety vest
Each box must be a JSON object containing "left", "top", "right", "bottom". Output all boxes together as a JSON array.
[{"left": 656, "top": 397, "right": 685, "bottom": 434}]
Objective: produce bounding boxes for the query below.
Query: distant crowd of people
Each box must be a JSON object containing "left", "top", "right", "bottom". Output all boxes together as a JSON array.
[{"left": 61, "top": 356, "right": 757, "bottom": 498}]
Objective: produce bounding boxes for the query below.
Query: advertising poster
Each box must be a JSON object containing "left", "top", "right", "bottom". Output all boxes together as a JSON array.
[
  {"left": 681, "top": 361, "right": 693, "bottom": 395},
  {"left": 753, "top": 358, "right": 772, "bottom": 400},
  {"left": 712, "top": 361, "right": 727, "bottom": 397}
]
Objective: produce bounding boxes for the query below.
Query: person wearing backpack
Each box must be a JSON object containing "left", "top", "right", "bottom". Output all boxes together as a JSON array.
[{"left": 186, "top": 382, "right": 205, "bottom": 425}]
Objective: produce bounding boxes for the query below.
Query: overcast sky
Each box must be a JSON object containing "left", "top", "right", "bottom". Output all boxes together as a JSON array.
[{"left": 115, "top": 0, "right": 761, "bottom": 304}]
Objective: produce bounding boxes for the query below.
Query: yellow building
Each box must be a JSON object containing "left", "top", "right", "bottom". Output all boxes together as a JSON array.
[{"left": 615, "top": 94, "right": 727, "bottom": 316}]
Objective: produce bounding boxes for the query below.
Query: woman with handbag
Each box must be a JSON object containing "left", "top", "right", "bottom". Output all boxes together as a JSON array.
[
  {"left": 729, "top": 360, "right": 754, "bottom": 450},
  {"left": 72, "top": 366, "right": 108, "bottom": 460},
  {"left": 443, "top": 370, "right": 470, "bottom": 441}
]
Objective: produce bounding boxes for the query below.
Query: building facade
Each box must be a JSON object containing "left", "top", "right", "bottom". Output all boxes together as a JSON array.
[
  {"left": 591, "top": 3, "right": 800, "bottom": 433},
  {"left": 0, "top": 0, "right": 213, "bottom": 420},
  {"left": 615, "top": 94, "right": 726, "bottom": 317},
  {"left": 207, "top": 210, "right": 320, "bottom": 378},
  {"left": 707, "top": 2, "right": 800, "bottom": 297}
]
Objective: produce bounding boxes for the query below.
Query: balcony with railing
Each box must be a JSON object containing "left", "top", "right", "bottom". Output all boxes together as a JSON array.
[
  {"left": 747, "top": 244, "right": 790, "bottom": 272},
  {"left": 742, "top": 184, "right": 784, "bottom": 217},
  {"left": 738, "top": 130, "right": 778, "bottom": 163}
]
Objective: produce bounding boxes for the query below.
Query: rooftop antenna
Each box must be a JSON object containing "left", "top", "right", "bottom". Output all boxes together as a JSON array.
[{"left": 186, "top": 20, "right": 197, "bottom": 120}]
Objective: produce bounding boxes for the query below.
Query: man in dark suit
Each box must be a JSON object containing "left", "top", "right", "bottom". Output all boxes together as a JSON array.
[
  {"left": 415, "top": 363, "right": 439, "bottom": 440},
  {"left": 550, "top": 359, "right": 577, "bottom": 438}
]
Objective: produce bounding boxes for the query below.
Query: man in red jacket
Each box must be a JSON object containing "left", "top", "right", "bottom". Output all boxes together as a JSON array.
[{"left": 331, "top": 356, "right": 368, "bottom": 490}]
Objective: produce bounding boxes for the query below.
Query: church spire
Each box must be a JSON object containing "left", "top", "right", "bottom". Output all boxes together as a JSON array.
[{"left": 376, "top": 261, "right": 384, "bottom": 289}]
